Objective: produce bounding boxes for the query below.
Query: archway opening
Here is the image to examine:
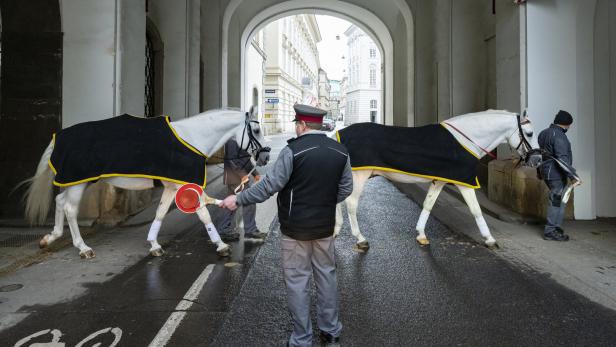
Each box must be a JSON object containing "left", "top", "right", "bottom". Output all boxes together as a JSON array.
[{"left": 243, "top": 12, "right": 388, "bottom": 134}]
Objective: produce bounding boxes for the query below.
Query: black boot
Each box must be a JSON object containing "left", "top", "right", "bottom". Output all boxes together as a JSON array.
[{"left": 543, "top": 231, "right": 569, "bottom": 241}]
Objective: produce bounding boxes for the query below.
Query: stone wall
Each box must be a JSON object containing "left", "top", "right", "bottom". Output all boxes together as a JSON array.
[{"left": 488, "top": 159, "right": 574, "bottom": 220}]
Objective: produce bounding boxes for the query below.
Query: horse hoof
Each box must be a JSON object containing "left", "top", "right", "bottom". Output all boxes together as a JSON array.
[
  {"left": 416, "top": 237, "right": 430, "bottom": 246},
  {"left": 79, "top": 249, "right": 96, "bottom": 259},
  {"left": 39, "top": 235, "right": 50, "bottom": 249},
  {"left": 485, "top": 241, "right": 500, "bottom": 250},
  {"left": 356, "top": 240, "right": 370, "bottom": 250},
  {"left": 217, "top": 246, "right": 231, "bottom": 257},
  {"left": 150, "top": 248, "right": 165, "bottom": 257}
]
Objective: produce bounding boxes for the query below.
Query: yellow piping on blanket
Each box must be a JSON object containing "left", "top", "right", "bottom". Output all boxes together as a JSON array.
[
  {"left": 165, "top": 116, "right": 208, "bottom": 158},
  {"left": 51, "top": 171, "right": 207, "bottom": 189}
]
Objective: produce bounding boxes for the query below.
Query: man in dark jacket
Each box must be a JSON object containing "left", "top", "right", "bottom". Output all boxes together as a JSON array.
[
  {"left": 220, "top": 104, "right": 353, "bottom": 347},
  {"left": 538, "top": 110, "right": 582, "bottom": 241},
  {"left": 218, "top": 139, "right": 265, "bottom": 241}
]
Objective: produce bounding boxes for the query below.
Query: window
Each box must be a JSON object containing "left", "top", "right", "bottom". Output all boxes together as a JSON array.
[
  {"left": 370, "top": 100, "right": 377, "bottom": 109},
  {"left": 369, "top": 48, "right": 376, "bottom": 59},
  {"left": 370, "top": 111, "right": 377, "bottom": 123},
  {"left": 369, "top": 65, "right": 376, "bottom": 87}
]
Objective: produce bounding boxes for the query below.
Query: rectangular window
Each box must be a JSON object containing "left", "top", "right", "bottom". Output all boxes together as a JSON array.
[
  {"left": 370, "top": 111, "right": 377, "bottom": 123},
  {"left": 369, "top": 48, "right": 376, "bottom": 59},
  {"left": 370, "top": 69, "right": 376, "bottom": 87},
  {"left": 370, "top": 100, "right": 377, "bottom": 109}
]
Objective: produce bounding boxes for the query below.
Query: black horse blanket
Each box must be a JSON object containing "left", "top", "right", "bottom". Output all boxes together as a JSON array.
[
  {"left": 49, "top": 114, "right": 207, "bottom": 187},
  {"left": 336, "top": 123, "right": 480, "bottom": 188}
]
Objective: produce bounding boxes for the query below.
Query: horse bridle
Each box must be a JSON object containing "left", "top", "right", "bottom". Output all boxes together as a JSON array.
[
  {"left": 234, "top": 114, "right": 271, "bottom": 193},
  {"left": 515, "top": 114, "right": 541, "bottom": 164}
]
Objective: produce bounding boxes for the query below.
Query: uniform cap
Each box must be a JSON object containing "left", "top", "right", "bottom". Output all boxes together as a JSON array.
[{"left": 293, "top": 104, "right": 327, "bottom": 123}]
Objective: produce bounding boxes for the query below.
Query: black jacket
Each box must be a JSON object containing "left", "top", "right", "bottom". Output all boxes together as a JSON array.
[
  {"left": 538, "top": 124, "right": 577, "bottom": 181},
  {"left": 277, "top": 134, "right": 349, "bottom": 240}
]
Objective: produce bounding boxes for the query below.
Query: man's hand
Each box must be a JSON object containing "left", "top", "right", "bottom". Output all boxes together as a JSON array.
[
  {"left": 572, "top": 179, "right": 582, "bottom": 187},
  {"left": 219, "top": 195, "right": 239, "bottom": 211},
  {"left": 254, "top": 175, "right": 262, "bottom": 182}
]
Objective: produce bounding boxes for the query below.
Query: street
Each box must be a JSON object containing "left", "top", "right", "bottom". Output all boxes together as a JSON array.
[{"left": 1, "top": 133, "right": 616, "bottom": 346}]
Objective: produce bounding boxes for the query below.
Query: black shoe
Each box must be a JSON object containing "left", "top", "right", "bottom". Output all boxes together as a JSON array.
[
  {"left": 220, "top": 232, "right": 240, "bottom": 242},
  {"left": 244, "top": 230, "right": 267, "bottom": 239},
  {"left": 319, "top": 331, "right": 340, "bottom": 346},
  {"left": 543, "top": 231, "right": 569, "bottom": 241},
  {"left": 556, "top": 227, "right": 565, "bottom": 235}
]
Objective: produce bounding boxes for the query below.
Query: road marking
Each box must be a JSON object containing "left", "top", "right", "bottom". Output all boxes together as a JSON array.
[{"left": 148, "top": 264, "right": 215, "bottom": 347}]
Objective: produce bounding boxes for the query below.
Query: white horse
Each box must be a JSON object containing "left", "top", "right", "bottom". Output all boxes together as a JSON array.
[
  {"left": 23, "top": 108, "right": 268, "bottom": 258},
  {"left": 334, "top": 110, "right": 541, "bottom": 249}
]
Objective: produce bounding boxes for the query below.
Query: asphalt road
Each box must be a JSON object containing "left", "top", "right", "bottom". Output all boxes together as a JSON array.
[{"left": 2, "top": 134, "right": 616, "bottom": 346}]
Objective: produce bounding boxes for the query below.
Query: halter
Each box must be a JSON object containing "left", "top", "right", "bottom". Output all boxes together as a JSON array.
[
  {"left": 514, "top": 114, "right": 541, "bottom": 165},
  {"left": 234, "top": 113, "right": 271, "bottom": 193}
]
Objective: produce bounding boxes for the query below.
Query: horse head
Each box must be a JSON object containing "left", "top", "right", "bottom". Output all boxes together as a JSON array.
[
  {"left": 236, "top": 106, "right": 270, "bottom": 166},
  {"left": 505, "top": 109, "right": 542, "bottom": 168}
]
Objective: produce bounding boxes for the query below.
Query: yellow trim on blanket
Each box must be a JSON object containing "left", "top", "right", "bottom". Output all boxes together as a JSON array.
[
  {"left": 52, "top": 171, "right": 207, "bottom": 189},
  {"left": 335, "top": 131, "right": 341, "bottom": 143},
  {"left": 165, "top": 116, "right": 208, "bottom": 158},
  {"left": 351, "top": 166, "right": 481, "bottom": 189},
  {"left": 439, "top": 123, "right": 481, "bottom": 159}
]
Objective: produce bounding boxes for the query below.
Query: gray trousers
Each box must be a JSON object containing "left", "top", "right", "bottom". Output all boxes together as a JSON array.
[
  {"left": 281, "top": 236, "right": 342, "bottom": 347},
  {"left": 219, "top": 185, "right": 258, "bottom": 235},
  {"left": 544, "top": 179, "right": 567, "bottom": 235}
]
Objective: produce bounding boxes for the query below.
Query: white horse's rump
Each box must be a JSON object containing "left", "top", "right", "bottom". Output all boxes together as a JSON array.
[
  {"left": 24, "top": 108, "right": 266, "bottom": 258},
  {"left": 334, "top": 110, "right": 540, "bottom": 249}
]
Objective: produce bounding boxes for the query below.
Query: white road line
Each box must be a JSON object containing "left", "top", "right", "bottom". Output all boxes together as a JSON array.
[{"left": 148, "top": 264, "right": 215, "bottom": 347}]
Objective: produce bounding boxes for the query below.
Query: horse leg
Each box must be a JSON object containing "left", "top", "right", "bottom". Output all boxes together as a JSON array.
[
  {"left": 347, "top": 170, "right": 371, "bottom": 250},
  {"left": 415, "top": 180, "right": 446, "bottom": 246},
  {"left": 63, "top": 184, "right": 95, "bottom": 258},
  {"left": 146, "top": 184, "right": 177, "bottom": 256},
  {"left": 39, "top": 191, "right": 67, "bottom": 248},
  {"left": 333, "top": 203, "right": 344, "bottom": 238},
  {"left": 195, "top": 205, "right": 231, "bottom": 257},
  {"left": 456, "top": 185, "right": 498, "bottom": 248}
]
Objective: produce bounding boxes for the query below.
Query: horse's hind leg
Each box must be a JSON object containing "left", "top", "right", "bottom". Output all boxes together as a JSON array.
[
  {"left": 333, "top": 203, "right": 344, "bottom": 238},
  {"left": 146, "top": 183, "right": 177, "bottom": 256},
  {"left": 195, "top": 205, "right": 231, "bottom": 257},
  {"left": 415, "top": 180, "right": 446, "bottom": 246},
  {"left": 40, "top": 191, "right": 67, "bottom": 248},
  {"left": 456, "top": 185, "right": 497, "bottom": 248},
  {"left": 63, "top": 184, "right": 95, "bottom": 258},
  {"left": 347, "top": 170, "right": 371, "bottom": 250}
]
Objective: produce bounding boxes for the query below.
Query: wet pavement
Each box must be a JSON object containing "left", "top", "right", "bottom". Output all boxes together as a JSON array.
[{"left": 2, "top": 133, "right": 616, "bottom": 345}]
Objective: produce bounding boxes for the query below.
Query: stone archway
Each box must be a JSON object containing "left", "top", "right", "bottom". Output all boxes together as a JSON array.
[
  {"left": 222, "top": 0, "right": 414, "bottom": 126},
  {"left": 0, "top": 0, "right": 62, "bottom": 218}
]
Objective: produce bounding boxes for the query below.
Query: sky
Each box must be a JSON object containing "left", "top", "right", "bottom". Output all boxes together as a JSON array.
[{"left": 315, "top": 15, "right": 352, "bottom": 81}]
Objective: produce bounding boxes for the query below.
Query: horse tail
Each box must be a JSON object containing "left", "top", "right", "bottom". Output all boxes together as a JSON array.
[{"left": 23, "top": 140, "right": 56, "bottom": 225}]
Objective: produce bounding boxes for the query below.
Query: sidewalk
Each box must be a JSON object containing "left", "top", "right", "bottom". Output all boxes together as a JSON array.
[{"left": 394, "top": 182, "right": 616, "bottom": 311}]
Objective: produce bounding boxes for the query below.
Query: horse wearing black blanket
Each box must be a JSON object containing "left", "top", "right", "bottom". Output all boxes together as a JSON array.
[{"left": 334, "top": 110, "right": 541, "bottom": 249}]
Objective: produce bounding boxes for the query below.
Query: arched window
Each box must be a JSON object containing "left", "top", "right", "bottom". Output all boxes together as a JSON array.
[
  {"left": 252, "top": 87, "right": 259, "bottom": 108},
  {"left": 145, "top": 19, "right": 164, "bottom": 118},
  {"left": 370, "top": 100, "right": 377, "bottom": 109}
]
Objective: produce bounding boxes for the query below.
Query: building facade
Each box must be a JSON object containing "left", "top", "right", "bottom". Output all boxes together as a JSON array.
[
  {"left": 344, "top": 25, "right": 382, "bottom": 125},
  {"left": 318, "top": 68, "right": 331, "bottom": 113},
  {"left": 329, "top": 79, "right": 341, "bottom": 120},
  {"left": 261, "top": 15, "right": 321, "bottom": 134}
]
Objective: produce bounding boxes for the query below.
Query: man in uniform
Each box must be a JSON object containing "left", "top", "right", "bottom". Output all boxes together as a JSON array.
[
  {"left": 220, "top": 104, "right": 353, "bottom": 347},
  {"left": 538, "top": 110, "right": 581, "bottom": 241}
]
